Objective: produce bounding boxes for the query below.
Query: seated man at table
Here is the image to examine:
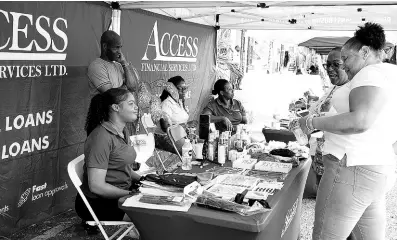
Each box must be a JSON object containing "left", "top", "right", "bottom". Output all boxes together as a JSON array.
[{"left": 202, "top": 79, "right": 247, "bottom": 134}]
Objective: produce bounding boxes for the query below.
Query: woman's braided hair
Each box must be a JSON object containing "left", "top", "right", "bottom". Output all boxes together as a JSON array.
[{"left": 85, "top": 88, "right": 130, "bottom": 136}]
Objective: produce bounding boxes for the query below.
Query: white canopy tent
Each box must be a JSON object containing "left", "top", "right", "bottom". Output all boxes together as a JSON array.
[
  {"left": 107, "top": 1, "right": 397, "bottom": 44},
  {"left": 116, "top": 1, "right": 397, "bottom": 30}
]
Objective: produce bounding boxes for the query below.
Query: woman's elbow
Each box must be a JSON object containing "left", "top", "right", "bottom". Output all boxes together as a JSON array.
[
  {"left": 352, "top": 114, "right": 372, "bottom": 133},
  {"left": 89, "top": 181, "right": 104, "bottom": 195}
]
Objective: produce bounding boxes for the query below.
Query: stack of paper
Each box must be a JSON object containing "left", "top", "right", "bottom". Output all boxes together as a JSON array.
[
  {"left": 255, "top": 181, "right": 284, "bottom": 189},
  {"left": 232, "top": 158, "right": 257, "bottom": 169},
  {"left": 206, "top": 184, "right": 246, "bottom": 200},
  {"left": 254, "top": 161, "right": 292, "bottom": 173},
  {"left": 122, "top": 194, "right": 192, "bottom": 212},
  {"left": 216, "top": 174, "right": 260, "bottom": 189}
]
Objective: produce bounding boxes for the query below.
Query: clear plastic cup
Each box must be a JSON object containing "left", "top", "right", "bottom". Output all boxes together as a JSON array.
[{"left": 289, "top": 119, "right": 308, "bottom": 146}]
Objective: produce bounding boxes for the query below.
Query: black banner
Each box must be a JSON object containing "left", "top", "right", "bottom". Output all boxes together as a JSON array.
[
  {"left": 0, "top": 4, "right": 216, "bottom": 236},
  {"left": 0, "top": 2, "right": 111, "bottom": 235},
  {"left": 121, "top": 9, "right": 217, "bottom": 120}
]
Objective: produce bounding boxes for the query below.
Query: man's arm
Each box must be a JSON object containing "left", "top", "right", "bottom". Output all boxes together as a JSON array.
[
  {"left": 118, "top": 53, "right": 139, "bottom": 92},
  {"left": 122, "top": 64, "right": 139, "bottom": 92}
]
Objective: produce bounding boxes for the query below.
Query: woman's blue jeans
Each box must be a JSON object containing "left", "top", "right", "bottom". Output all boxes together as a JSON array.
[{"left": 312, "top": 154, "right": 389, "bottom": 240}]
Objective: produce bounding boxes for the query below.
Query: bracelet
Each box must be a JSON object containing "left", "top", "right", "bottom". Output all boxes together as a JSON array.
[
  {"left": 305, "top": 115, "right": 315, "bottom": 133},
  {"left": 310, "top": 115, "right": 317, "bottom": 130}
]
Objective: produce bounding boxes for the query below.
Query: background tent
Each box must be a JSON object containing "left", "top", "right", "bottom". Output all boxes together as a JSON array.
[{"left": 298, "top": 36, "right": 350, "bottom": 55}]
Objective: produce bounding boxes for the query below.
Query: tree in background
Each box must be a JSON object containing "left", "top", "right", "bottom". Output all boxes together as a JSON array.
[{"left": 215, "top": 29, "right": 244, "bottom": 90}]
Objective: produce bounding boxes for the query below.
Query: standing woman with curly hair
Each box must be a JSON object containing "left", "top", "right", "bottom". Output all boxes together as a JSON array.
[
  {"left": 75, "top": 88, "right": 142, "bottom": 229},
  {"left": 297, "top": 22, "right": 397, "bottom": 239}
]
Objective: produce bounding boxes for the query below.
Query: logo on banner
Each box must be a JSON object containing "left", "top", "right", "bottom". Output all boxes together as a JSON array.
[
  {"left": 0, "top": 205, "right": 10, "bottom": 218},
  {"left": 141, "top": 21, "right": 198, "bottom": 72},
  {"left": 17, "top": 188, "right": 31, "bottom": 208},
  {"left": 17, "top": 182, "right": 68, "bottom": 207},
  {"left": 281, "top": 198, "right": 299, "bottom": 238},
  {"left": 0, "top": 9, "right": 68, "bottom": 60},
  {"left": 0, "top": 10, "right": 68, "bottom": 78}
]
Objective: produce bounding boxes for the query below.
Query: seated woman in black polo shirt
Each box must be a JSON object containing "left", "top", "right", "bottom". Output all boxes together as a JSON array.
[
  {"left": 75, "top": 88, "right": 142, "bottom": 228},
  {"left": 202, "top": 79, "right": 247, "bottom": 133}
]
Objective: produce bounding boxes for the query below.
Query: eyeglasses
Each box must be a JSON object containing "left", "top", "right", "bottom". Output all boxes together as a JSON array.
[
  {"left": 177, "top": 86, "right": 188, "bottom": 92},
  {"left": 323, "top": 62, "right": 343, "bottom": 70},
  {"left": 384, "top": 47, "right": 394, "bottom": 55}
]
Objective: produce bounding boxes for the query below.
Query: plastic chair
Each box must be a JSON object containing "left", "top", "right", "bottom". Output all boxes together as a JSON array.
[
  {"left": 67, "top": 155, "right": 136, "bottom": 240},
  {"left": 140, "top": 113, "right": 167, "bottom": 171},
  {"left": 166, "top": 124, "right": 188, "bottom": 162}
]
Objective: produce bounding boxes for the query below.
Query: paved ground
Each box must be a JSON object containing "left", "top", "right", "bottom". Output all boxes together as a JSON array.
[{"left": 4, "top": 69, "right": 397, "bottom": 239}]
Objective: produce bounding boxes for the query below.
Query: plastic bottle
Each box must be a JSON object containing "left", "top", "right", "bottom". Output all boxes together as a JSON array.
[
  {"left": 223, "top": 132, "right": 229, "bottom": 161},
  {"left": 207, "top": 134, "right": 215, "bottom": 161},
  {"left": 217, "top": 140, "right": 226, "bottom": 166},
  {"left": 213, "top": 132, "right": 218, "bottom": 162},
  {"left": 182, "top": 139, "right": 193, "bottom": 170},
  {"left": 241, "top": 129, "right": 249, "bottom": 149},
  {"left": 234, "top": 133, "right": 244, "bottom": 152},
  {"left": 194, "top": 139, "right": 204, "bottom": 160}
]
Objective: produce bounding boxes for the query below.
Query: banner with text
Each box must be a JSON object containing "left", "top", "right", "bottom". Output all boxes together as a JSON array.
[
  {"left": 0, "top": 2, "right": 111, "bottom": 235},
  {"left": 121, "top": 9, "right": 217, "bottom": 120}
]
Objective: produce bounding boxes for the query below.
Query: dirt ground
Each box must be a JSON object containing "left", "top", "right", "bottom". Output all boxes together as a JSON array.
[{"left": 5, "top": 209, "right": 137, "bottom": 240}]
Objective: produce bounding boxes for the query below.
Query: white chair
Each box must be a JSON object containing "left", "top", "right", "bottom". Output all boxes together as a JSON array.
[
  {"left": 67, "top": 154, "right": 136, "bottom": 240},
  {"left": 166, "top": 124, "right": 188, "bottom": 162},
  {"left": 140, "top": 113, "right": 167, "bottom": 171}
]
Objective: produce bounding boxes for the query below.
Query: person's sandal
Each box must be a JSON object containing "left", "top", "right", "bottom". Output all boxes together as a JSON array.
[{"left": 81, "top": 221, "right": 99, "bottom": 235}]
